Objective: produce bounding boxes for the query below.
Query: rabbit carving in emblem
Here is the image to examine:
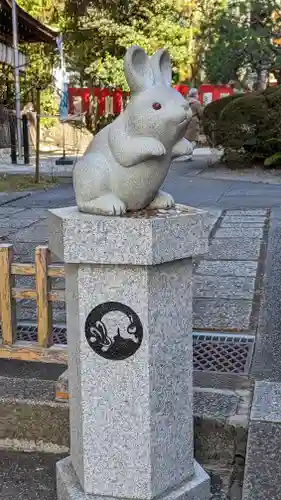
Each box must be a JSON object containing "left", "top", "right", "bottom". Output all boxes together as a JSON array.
[{"left": 89, "top": 312, "right": 139, "bottom": 352}]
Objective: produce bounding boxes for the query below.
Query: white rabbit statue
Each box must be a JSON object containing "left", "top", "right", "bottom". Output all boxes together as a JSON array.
[{"left": 73, "top": 45, "right": 193, "bottom": 216}]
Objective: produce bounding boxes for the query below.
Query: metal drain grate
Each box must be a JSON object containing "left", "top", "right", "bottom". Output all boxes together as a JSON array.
[
  {"left": 0, "top": 323, "right": 67, "bottom": 345},
  {"left": 1, "top": 324, "right": 255, "bottom": 374},
  {"left": 193, "top": 331, "right": 255, "bottom": 374}
]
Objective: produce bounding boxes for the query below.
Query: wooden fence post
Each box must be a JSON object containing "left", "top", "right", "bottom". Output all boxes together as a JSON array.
[
  {"left": 36, "top": 246, "right": 53, "bottom": 347},
  {"left": 0, "top": 244, "right": 16, "bottom": 345}
]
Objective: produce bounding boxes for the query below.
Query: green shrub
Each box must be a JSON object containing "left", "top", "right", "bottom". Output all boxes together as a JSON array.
[
  {"left": 202, "top": 94, "right": 241, "bottom": 147},
  {"left": 264, "top": 87, "right": 281, "bottom": 107},
  {"left": 204, "top": 88, "right": 281, "bottom": 166},
  {"left": 218, "top": 93, "right": 268, "bottom": 150},
  {"left": 262, "top": 86, "right": 279, "bottom": 97}
]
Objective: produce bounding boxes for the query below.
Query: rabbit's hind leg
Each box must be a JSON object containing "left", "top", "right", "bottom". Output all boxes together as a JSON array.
[
  {"left": 147, "top": 190, "right": 175, "bottom": 210},
  {"left": 78, "top": 193, "right": 126, "bottom": 216}
]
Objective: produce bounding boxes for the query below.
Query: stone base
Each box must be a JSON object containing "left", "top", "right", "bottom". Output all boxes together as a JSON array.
[
  {"left": 49, "top": 205, "right": 208, "bottom": 265},
  {"left": 57, "top": 457, "right": 210, "bottom": 500},
  {"left": 242, "top": 381, "right": 281, "bottom": 500}
]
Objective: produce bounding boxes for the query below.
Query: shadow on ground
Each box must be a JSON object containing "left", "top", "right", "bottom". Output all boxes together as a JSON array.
[{"left": 0, "top": 450, "right": 232, "bottom": 500}]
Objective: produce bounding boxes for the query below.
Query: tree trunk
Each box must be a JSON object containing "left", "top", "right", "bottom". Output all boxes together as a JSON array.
[{"left": 255, "top": 69, "right": 268, "bottom": 90}]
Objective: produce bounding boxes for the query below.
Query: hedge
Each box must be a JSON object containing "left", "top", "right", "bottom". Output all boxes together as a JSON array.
[{"left": 202, "top": 88, "right": 281, "bottom": 166}]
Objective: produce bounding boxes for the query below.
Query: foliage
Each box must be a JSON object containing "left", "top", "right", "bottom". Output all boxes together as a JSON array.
[
  {"left": 38, "top": 88, "right": 59, "bottom": 129},
  {"left": 13, "top": 0, "right": 63, "bottom": 115},
  {"left": 10, "top": 0, "right": 221, "bottom": 106},
  {"left": 0, "top": 0, "right": 60, "bottom": 111},
  {"left": 218, "top": 93, "right": 268, "bottom": 149},
  {"left": 84, "top": 111, "right": 117, "bottom": 135},
  {"left": 189, "top": 0, "right": 228, "bottom": 84},
  {"left": 202, "top": 94, "right": 241, "bottom": 146},
  {"left": 203, "top": 0, "right": 281, "bottom": 89},
  {"left": 63, "top": 0, "right": 200, "bottom": 89},
  {"left": 21, "top": 45, "right": 55, "bottom": 88},
  {"left": 86, "top": 55, "right": 127, "bottom": 90},
  {"left": 264, "top": 150, "right": 281, "bottom": 166},
  {"left": 18, "top": 0, "right": 64, "bottom": 24},
  {"left": 203, "top": 88, "right": 281, "bottom": 166},
  {"left": 4, "top": 0, "right": 232, "bottom": 109}
]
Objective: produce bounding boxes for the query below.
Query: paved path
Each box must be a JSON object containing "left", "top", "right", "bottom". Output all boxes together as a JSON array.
[
  {"left": 193, "top": 209, "right": 268, "bottom": 335},
  {"left": 0, "top": 157, "right": 280, "bottom": 333},
  {"left": 2, "top": 159, "right": 279, "bottom": 500},
  {"left": 3, "top": 156, "right": 281, "bottom": 212},
  {"left": 0, "top": 147, "right": 218, "bottom": 176},
  {"left": 166, "top": 160, "right": 281, "bottom": 208}
]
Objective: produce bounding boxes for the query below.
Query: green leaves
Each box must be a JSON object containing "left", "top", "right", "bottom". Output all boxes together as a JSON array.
[
  {"left": 86, "top": 55, "right": 128, "bottom": 89},
  {"left": 203, "top": 87, "right": 281, "bottom": 167},
  {"left": 264, "top": 152, "right": 281, "bottom": 166},
  {"left": 12, "top": 0, "right": 226, "bottom": 93},
  {"left": 63, "top": 0, "right": 192, "bottom": 87},
  {"left": 203, "top": 0, "right": 281, "bottom": 88},
  {"left": 5, "top": 0, "right": 63, "bottom": 115}
]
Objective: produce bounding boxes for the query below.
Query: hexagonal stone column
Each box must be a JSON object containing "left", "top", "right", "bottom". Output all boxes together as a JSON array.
[{"left": 48, "top": 204, "right": 210, "bottom": 500}]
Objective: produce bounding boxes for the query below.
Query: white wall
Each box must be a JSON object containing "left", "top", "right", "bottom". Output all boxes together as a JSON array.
[{"left": 0, "top": 42, "right": 28, "bottom": 69}]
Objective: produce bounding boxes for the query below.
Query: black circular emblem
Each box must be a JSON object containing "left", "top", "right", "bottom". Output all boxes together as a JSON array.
[{"left": 85, "top": 302, "right": 143, "bottom": 360}]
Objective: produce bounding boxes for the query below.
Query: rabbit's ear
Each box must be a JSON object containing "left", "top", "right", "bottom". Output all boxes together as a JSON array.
[
  {"left": 95, "top": 320, "right": 106, "bottom": 335},
  {"left": 124, "top": 45, "right": 154, "bottom": 94},
  {"left": 150, "top": 49, "right": 172, "bottom": 87}
]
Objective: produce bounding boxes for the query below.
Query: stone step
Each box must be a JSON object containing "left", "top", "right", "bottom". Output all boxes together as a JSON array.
[
  {"left": 2, "top": 373, "right": 250, "bottom": 458},
  {"left": 0, "top": 359, "right": 67, "bottom": 452},
  {"left": 242, "top": 381, "right": 281, "bottom": 500},
  {"left": 0, "top": 369, "right": 251, "bottom": 499},
  {"left": 0, "top": 395, "right": 69, "bottom": 453}
]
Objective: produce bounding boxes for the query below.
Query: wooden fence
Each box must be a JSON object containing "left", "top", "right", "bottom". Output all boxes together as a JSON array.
[{"left": 0, "top": 244, "right": 67, "bottom": 364}]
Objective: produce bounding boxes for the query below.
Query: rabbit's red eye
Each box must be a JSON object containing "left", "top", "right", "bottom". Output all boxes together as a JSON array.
[{"left": 152, "top": 102, "right": 162, "bottom": 110}]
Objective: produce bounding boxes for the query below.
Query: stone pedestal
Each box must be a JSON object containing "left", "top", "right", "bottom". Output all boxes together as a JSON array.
[{"left": 48, "top": 205, "right": 210, "bottom": 500}]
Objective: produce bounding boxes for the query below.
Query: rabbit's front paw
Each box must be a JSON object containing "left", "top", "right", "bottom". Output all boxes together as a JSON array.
[
  {"left": 146, "top": 138, "right": 166, "bottom": 157},
  {"left": 172, "top": 138, "right": 193, "bottom": 159},
  {"left": 78, "top": 194, "right": 126, "bottom": 216},
  {"left": 147, "top": 190, "right": 175, "bottom": 210}
]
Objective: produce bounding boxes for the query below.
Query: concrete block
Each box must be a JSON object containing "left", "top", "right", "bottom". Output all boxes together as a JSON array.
[
  {"left": 207, "top": 239, "right": 262, "bottom": 261},
  {"left": 193, "top": 298, "right": 252, "bottom": 331},
  {"left": 193, "top": 276, "right": 255, "bottom": 299},
  {"left": 243, "top": 381, "right": 281, "bottom": 500},
  {"left": 215, "top": 227, "right": 263, "bottom": 239},
  {"left": 195, "top": 261, "right": 257, "bottom": 278}
]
